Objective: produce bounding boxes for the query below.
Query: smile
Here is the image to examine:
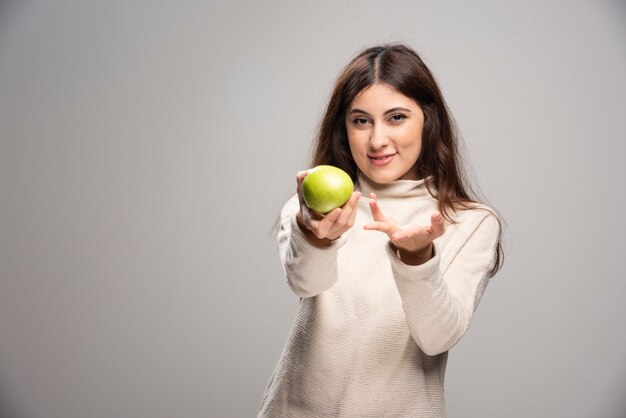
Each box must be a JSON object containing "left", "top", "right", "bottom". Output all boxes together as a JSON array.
[{"left": 368, "top": 153, "right": 397, "bottom": 166}]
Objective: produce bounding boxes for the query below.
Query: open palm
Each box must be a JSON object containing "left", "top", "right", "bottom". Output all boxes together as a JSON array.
[{"left": 363, "top": 193, "right": 445, "bottom": 261}]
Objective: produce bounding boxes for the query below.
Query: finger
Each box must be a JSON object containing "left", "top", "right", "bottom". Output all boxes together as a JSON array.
[
  {"left": 304, "top": 215, "right": 324, "bottom": 238},
  {"left": 368, "top": 194, "right": 388, "bottom": 222},
  {"left": 391, "top": 224, "right": 422, "bottom": 241},
  {"left": 317, "top": 208, "right": 342, "bottom": 237},
  {"left": 296, "top": 170, "right": 308, "bottom": 181},
  {"left": 296, "top": 170, "right": 307, "bottom": 202},
  {"left": 296, "top": 170, "right": 310, "bottom": 188},
  {"left": 429, "top": 212, "right": 446, "bottom": 238},
  {"left": 337, "top": 191, "right": 361, "bottom": 225},
  {"left": 346, "top": 192, "right": 361, "bottom": 227},
  {"left": 363, "top": 221, "right": 397, "bottom": 235},
  {"left": 348, "top": 191, "right": 362, "bottom": 208}
]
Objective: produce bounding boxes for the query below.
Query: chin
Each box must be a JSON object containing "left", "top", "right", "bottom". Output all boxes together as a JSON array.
[{"left": 364, "top": 171, "right": 399, "bottom": 184}]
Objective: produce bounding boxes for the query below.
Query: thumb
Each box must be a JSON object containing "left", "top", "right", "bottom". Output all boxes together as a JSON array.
[{"left": 430, "top": 212, "right": 446, "bottom": 238}]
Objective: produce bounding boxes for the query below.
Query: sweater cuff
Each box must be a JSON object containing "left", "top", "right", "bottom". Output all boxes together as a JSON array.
[{"left": 385, "top": 240, "right": 441, "bottom": 281}]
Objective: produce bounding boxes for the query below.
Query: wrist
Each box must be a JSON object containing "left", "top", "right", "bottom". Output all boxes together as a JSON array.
[{"left": 392, "top": 243, "right": 434, "bottom": 266}]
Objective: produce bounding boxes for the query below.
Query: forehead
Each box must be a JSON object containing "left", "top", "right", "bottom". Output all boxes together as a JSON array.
[{"left": 350, "top": 83, "right": 418, "bottom": 110}]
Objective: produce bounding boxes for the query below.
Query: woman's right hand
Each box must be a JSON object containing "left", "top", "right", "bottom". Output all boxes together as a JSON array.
[{"left": 295, "top": 170, "right": 361, "bottom": 245}]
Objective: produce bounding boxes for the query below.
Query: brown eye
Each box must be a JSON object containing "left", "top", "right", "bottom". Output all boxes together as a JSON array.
[
  {"left": 353, "top": 117, "right": 369, "bottom": 125},
  {"left": 390, "top": 114, "right": 407, "bottom": 122}
]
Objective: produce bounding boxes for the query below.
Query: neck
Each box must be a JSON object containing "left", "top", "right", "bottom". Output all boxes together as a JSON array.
[{"left": 355, "top": 172, "right": 434, "bottom": 198}]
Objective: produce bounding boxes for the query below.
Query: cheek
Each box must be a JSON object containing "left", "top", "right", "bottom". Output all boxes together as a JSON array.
[
  {"left": 400, "top": 124, "right": 423, "bottom": 149},
  {"left": 347, "top": 131, "right": 366, "bottom": 152},
  {"left": 346, "top": 132, "right": 355, "bottom": 153},
  {"left": 346, "top": 135, "right": 360, "bottom": 162}
]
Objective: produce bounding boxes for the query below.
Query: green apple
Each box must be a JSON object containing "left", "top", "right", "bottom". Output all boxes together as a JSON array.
[{"left": 302, "top": 165, "right": 354, "bottom": 214}]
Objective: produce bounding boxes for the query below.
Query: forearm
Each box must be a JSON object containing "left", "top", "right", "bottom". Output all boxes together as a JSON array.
[
  {"left": 278, "top": 197, "right": 345, "bottom": 298},
  {"left": 388, "top": 244, "right": 471, "bottom": 356}
]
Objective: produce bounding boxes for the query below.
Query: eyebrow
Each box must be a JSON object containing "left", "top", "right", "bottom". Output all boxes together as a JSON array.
[{"left": 348, "top": 107, "right": 412, "bottom": 116}]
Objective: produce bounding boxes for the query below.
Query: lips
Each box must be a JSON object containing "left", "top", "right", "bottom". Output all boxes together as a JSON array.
[{"left": 368, "top": 152, "right": 397, "bottom": 166}]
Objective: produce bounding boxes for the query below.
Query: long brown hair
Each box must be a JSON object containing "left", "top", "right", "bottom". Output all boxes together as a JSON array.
[{"left": 311, "top": 43, "right": 504, "bottom": 277}]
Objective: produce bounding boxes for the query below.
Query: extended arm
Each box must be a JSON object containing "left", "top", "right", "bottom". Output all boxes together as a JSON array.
[
  {"left": 277, "top": 196, "right": 347, "bottom": 298},
  {"left": 388, "top": 213, "right": 501, "bottom": 356}
]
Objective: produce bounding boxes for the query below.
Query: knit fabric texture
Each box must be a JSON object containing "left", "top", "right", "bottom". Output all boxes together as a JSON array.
[{"left": 258, "top": 175, "right": 500, "bottom": 418}]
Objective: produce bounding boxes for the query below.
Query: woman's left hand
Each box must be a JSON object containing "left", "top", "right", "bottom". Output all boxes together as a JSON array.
[{"left": 363, "top": 193, "right": 446, "bottom": 265}]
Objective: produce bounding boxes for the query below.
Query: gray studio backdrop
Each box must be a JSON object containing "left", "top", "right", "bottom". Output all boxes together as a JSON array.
[{"left": 1, "top": 1, "right": 625, "bottom": 417}]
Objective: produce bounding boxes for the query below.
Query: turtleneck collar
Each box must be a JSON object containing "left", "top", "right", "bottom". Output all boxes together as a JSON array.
[{"left": 355, "top": 172, "right": 435, "bottom": 199}]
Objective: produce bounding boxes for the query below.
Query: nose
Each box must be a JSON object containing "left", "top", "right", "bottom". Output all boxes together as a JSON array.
[{"left": 369, "top": 124, "right": 389, "bottom": 150}]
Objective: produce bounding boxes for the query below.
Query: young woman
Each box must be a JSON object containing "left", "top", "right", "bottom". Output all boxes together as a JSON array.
[{"left": 258, "top": 43, "right": 504, "bottom": 418}]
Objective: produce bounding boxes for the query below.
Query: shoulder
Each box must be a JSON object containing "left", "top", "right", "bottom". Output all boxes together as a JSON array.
[
  {"left": 280, "top": 194, "right": 300, "bottom": 218},
  {"left": 449, "top": 202, "right": 502, "bottom": 239}
]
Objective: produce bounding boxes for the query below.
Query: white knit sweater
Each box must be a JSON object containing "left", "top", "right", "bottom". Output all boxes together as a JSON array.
[{"left": 259, "top": 175, "right": 500, "bottom": 418}]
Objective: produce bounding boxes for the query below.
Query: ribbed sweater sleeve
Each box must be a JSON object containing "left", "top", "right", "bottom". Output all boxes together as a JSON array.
[
  {"left": 387, "top": 212, "right": 500, "bottom": 356},
  {"left": 277, "top": 195, "right": 347, "bottom": 298}
]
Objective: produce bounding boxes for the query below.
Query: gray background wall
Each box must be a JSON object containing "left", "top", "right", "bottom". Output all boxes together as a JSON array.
[{"left": 1, "top": 1, "right": 625, "bottom": 417}]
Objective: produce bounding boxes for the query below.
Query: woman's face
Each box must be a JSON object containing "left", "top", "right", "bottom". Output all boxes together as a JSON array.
[{"left": 345, "top": 83, "right": 424, "bottom": 183}]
